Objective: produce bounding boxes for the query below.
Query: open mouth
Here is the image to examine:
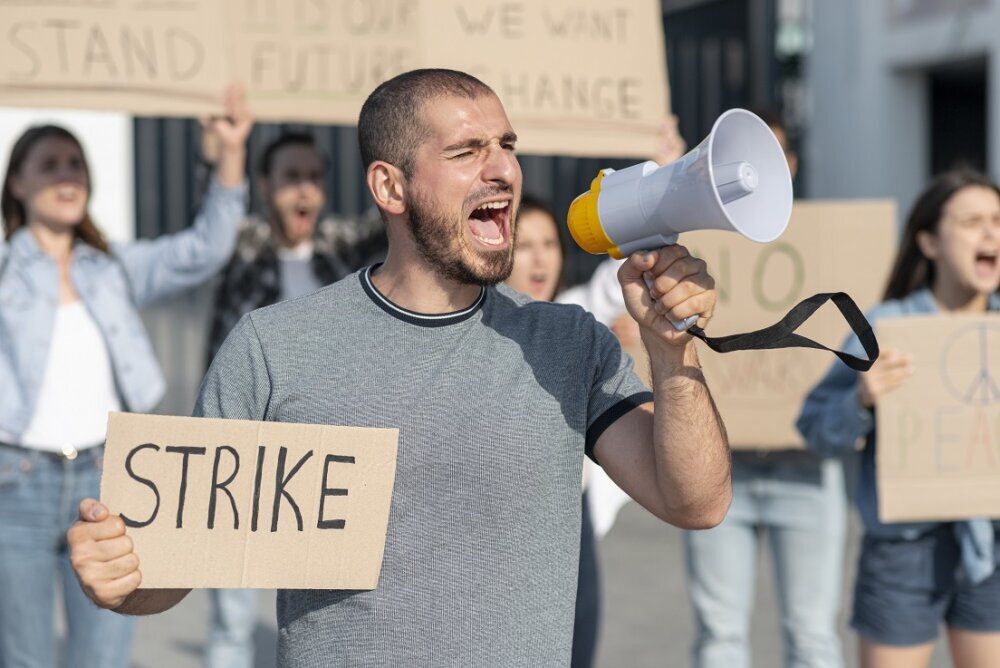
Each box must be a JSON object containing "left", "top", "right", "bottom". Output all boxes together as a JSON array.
[
  {"left": 468, "top": 200, "right": 510, "bottom": 248},
  {"left": 55, "top": 185, "right": 82, "bottom": 203},
  {"left": 975, "top": 250, "right": 998, "bottom": 277}
]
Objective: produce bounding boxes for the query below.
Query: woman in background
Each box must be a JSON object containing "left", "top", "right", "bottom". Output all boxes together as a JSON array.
[
  {"left": 798, "top": 170, "right": 1000, "bottom": 668},
  {"left": 0, "top": 87, "right": 251, "bottom": 668},
  {"left": 507, "top": 194, "right": 603, "bottom": 667}
]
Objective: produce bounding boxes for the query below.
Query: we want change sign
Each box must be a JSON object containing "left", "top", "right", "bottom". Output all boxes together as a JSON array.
[{"left": 100, "top": 413, "right": 399, "bottom": 589}]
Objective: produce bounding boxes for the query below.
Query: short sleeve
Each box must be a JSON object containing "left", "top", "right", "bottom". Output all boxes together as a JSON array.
[
  {"left": 584, "top": 315, "right": 654, "bottom": 464},
  {"left": 193, "top": 313, "right": 272, "bottom": 422}
]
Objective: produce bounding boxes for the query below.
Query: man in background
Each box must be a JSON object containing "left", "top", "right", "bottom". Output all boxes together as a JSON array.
[{"left": 204, "top": 131, "right": 386, "bottom": 668}]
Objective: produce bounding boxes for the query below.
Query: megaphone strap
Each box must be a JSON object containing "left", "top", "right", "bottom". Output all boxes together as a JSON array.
[{"left": 686, "top": 292, "right": 879, "bottom": 372}]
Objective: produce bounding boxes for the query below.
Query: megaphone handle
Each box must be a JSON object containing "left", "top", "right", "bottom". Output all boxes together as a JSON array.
[{"left": 642, "top": 274, "right": 699, "bottom": 331}]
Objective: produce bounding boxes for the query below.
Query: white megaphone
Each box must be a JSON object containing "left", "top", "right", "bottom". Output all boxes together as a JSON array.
[{"left": 567, "top": 108, "right": 793, "bottom": 330}]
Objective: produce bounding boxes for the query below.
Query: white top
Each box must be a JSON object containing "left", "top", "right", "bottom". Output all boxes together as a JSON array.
[
  {"left": 19, "top": 301, "right": 121, "bottom": 452},
  {"left": 557, "top": 257, "right": 631, "bottom": 539},
  {"left": 277, "top": 241, "right": 324, "bottom": 302}
]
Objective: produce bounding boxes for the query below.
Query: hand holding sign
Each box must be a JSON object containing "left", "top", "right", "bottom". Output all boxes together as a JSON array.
[
  {"left": 858, "top": 347, "right": 914, "bottom": 409},
  {"left": 68, "top": 500, "right": 142, "bottom": 611}
]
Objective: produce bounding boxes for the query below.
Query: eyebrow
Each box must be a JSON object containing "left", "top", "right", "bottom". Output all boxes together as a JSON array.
[{"left": 442, "top": 131, "right": 518, "bottom": 152}]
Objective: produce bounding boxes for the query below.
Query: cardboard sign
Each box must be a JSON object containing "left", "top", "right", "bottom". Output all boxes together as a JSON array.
[
  {"left": 100, "top": 412, "right": 399, "bottom": 589},
  {"left": 0, "top": 0, "right": 669, "bottom": 158},
  {"left": 677, "top": 200, "right": 897, "bottom": 449},
  {"left": 877, "top": 314, "right": 1000, "bottom": 522},
  {"left": 0, "top": 1, "right": 229, "bottom": 116}
]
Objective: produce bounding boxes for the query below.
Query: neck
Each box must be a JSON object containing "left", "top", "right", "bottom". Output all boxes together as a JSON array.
[
  {"left": 931, "top": 277, "right": 989, "bottom": 313},
  {"left": 28, "top": 221, "right": 75, "bottom": 261},
  {"left": 371, "top": 247, "right": 483, "bottom": 315}
]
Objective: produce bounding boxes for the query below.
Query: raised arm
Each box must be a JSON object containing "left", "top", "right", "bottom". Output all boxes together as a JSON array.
[
  {"left": 115, "top": 85, "right": 253, "bottom": 307},
  {"left": 592, "top": 246, "right": 731, "bottom": 530}
]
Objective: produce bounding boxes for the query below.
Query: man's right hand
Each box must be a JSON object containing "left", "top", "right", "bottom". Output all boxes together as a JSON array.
[{"left": 68, "top": 499, "right": 142, "bottom": 610}]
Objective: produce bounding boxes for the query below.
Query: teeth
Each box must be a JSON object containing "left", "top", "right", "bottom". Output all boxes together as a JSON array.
[
  {"left": 475, "top": 201, "right": 509, "bottom": 211},
  {"left": 473, "top": 234, "right": 504, "bottom": 246}
]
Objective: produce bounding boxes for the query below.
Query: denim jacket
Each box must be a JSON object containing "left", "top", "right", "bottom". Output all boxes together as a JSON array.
[
  {"left": 797, "top": 288, "right": 1000, "bottom": 582},
  {"left": 0, "top": 180, "right": 246, "bottom": 442}
]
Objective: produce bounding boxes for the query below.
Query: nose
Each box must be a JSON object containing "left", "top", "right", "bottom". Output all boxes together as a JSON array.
[{"left": 482, "top": 143, "right": 520, "bottom": 188}]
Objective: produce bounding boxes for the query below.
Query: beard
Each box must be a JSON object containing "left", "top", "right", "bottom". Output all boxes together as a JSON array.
[{"left": 409, "top": 189, "right": 515, "bottom": 286}]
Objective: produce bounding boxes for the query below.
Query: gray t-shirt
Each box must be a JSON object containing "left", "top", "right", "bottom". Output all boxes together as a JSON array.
[{"left": 195, "top": 266, "right": 652, "bottom": 667}]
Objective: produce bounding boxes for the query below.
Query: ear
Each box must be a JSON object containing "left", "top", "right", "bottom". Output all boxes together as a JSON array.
[
  {"left": 916, "top": 229, "right": 939, "bottom": 261},
  {"left": 367, "top": 161, "right": 407, "bottom": 217}
]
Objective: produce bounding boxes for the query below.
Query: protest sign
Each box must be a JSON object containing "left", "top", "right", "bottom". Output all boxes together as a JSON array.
[
  {"left": 674, "top": 200, "right": 897, "bottom": 449},
  {"left": 0, "top": 0, "right": 228, "bottom": 116},
  {"left": 0, "top": 0, "right": 669, "bottom": 157},
  {"left": 100, "top": 412, "right": 399, "bottom": 589},
  {"left": 877, "top": 314, "right": 1000, "bottom": 522}
]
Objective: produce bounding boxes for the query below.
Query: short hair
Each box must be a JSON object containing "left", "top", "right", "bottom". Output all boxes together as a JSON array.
[
  {"left": 257, "top": 132, "right": 324, "bottom": 177},
  {"left": 358, "top": 69, "right": 496, "bottom": 177}
]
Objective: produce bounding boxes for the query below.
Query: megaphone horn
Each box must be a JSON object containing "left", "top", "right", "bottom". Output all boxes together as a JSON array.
[{"left": 567, "top": 108, "right": 794, "bottom": 329}]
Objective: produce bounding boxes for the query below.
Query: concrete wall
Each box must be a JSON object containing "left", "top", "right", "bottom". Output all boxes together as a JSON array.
[{"left": 806, "top": 0, "right": 1000, "bottom": 217}]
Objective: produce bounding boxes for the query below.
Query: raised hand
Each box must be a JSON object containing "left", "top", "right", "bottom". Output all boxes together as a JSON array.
[{"left": 617, "top": 245, "right": 716, "bottom": 347}]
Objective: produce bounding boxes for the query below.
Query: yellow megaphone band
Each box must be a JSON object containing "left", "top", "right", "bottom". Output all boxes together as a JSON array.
[{"left": 567, "top": 171, "right": 624, "bottom": 259}]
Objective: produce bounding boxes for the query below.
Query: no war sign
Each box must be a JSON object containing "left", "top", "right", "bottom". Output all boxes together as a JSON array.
[
  {"left": 100, "top": 413, "right": 398, "bottom": 589},
  {"left": 681, "top": 200, "right": 897, "bottom": 449}
]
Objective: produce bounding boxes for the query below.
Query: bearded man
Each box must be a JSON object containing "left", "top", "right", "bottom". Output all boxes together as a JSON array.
[{"left": 67, "top": 69, "right": 731, "bottom": 667}]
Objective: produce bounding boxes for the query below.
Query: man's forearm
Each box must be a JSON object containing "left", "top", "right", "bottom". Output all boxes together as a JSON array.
[{"left": 646, "top": 336, "right": 731, "bottom": 528}]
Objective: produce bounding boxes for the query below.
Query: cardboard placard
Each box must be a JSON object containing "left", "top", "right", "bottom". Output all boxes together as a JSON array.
[
  {"left": 877, "top": 314, "right": 1000, "bottom": 522},
  {"left": 100, "top": 412, "right": 399, "bottom": 589},
  {"left": 0, "top": 0, "right": 229, "bottom": 116},
  {"left": 0, "top": 0, "right": 669, "bottom": 158},
  {"left": 675, "top": 200, "right": 897, "bottom": 450}
]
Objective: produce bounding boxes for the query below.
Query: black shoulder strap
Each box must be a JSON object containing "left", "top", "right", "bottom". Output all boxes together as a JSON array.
[{"left": 687, "top": 292, "right": 879, "bottom": 371}]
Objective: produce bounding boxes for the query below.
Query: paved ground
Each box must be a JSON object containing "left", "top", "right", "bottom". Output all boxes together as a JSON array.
[{"left": 105, "top": 502, "right": 951, "bottom": 667}]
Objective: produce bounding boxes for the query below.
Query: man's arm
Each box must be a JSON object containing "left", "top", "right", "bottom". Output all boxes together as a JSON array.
[
  {"left": 68, "top": 499, "right": 190, "bottom": 614},
  {"left": 592, "top": 247, "right": 731, "bottom": 529}
]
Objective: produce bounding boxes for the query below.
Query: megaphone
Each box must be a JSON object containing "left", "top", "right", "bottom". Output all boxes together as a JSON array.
[{"left": 567, "top": 109, "right": 793, "bottom": 329}]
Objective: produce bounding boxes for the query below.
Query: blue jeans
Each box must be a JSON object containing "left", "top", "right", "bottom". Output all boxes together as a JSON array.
[
  {"left": 0, "top": 444, "right": 134, "bottom": 668},
  {"left": 205, "top": 589, "right": 258, "bottom": 668},
  {"left": 684, "top": 452, "right": 847, "bottom": 668}
]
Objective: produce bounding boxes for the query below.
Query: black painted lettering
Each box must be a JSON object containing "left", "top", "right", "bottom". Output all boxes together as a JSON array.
[
  {"left": 7, "top": 22, "right": 41, "bottom": 81},
  {"left": 43, "top": 19, "right": 78, "bottom": 75},
  {"left": 295, "top": 0, "right": 329, "bottom": 32},
  {"left": 250, "top": 42, "right": 276, "bottom": 86},
  {"left": 165, "top": 28, "right": 203, "bottom": 81},
  {"left": 208, "top": 446, "right": 240, "bottom": 530},
  {"left": 619, "top": 78, "right": 640, "bottom": 119},
  {"left": 120, "top": 26, "right": 158, "bottom": 80},
  {"left": 499, "top": 3, "right": 525, "bottom": 38},
  {"left": 752, "top": 243, "right": 804, "bottom": 311},
  {"left": 454, "top": 6, "right": 496, "bottom": 34},
  {"left": 83, "top": 25, "right": 118, "bottom": 78},
  {"left": 270, "top": 447, "right": 313, "bottom": 532},
  {"left": 120, "top": 443, "right": 161, "bottom": 528},
  {"left": 317, "top": 454, "right": 354, "bottom": 529},
  {"left": 165, "top": 446, "right": 207, "bottom": 529},
  {"left": 251, "top": 445, "right": 266, "bottom": 531}
]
